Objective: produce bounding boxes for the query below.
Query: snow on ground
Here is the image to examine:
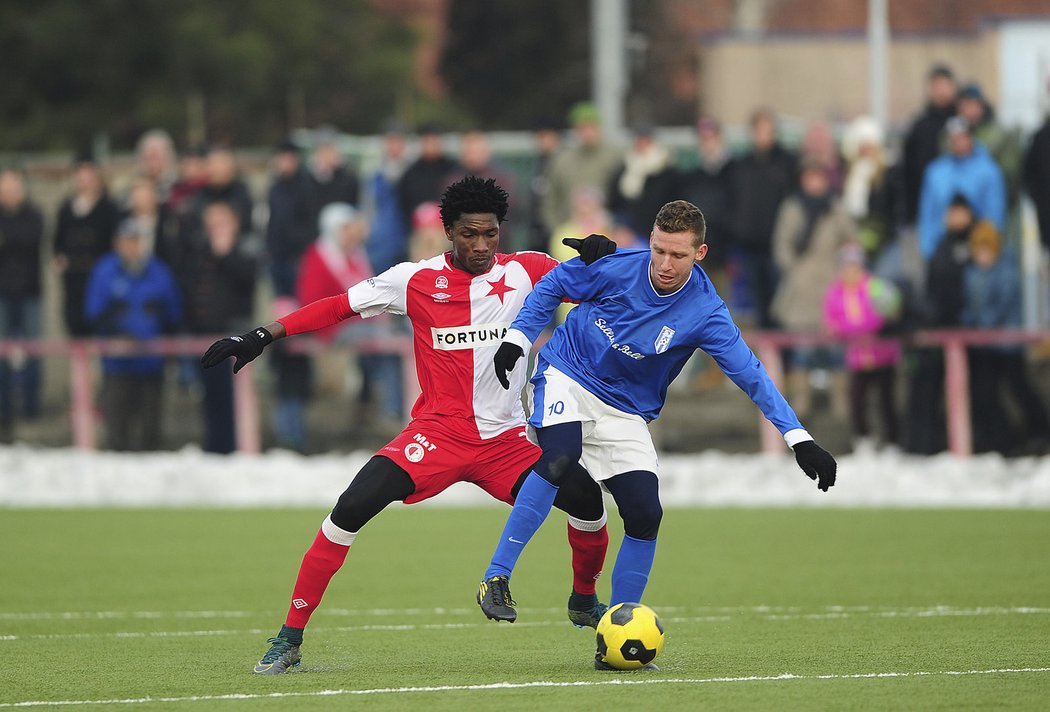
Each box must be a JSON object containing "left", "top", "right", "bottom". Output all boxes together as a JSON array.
[{"left": 2, "top": 445, "right": 1049, "bottom": 508}]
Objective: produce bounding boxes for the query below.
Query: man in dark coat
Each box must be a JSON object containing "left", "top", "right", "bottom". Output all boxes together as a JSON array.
[
  {"left": 901, "top": 64, "right": 958, "bottom": 225},
  {"left": 397, "top": 123, "right": 459, "bottom": 231},
  {"left": 184, "top": 201, "right": 257, "bottom": 454},
  {"left": 266, "top": 140, "right": 314, "bottom": 297},
  {"left": 0, "top": 169, "right": 45, "bottom": 439},
  {"left": 727, "top": 108, "right": 798, "bottom": 327},
  {"left": 53, "top": 153, "right": 120, "bottom": 336},
  {"left": 1023, "top": 85, "right": 1050, "bottom": 250}
]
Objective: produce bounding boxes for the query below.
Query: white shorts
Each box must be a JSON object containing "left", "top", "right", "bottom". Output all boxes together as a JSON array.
[{"left": 527, "top": 364, "right": 659, "bottom": 481}]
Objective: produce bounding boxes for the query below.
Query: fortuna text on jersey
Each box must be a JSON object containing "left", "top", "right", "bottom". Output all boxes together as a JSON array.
[{"left": 432, "top": 323, "right": 510, "bottom": 350}]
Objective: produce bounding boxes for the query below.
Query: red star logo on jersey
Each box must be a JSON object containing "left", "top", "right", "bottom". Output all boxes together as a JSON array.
[{"left": 485, "top": 275, "right": 517, "bottom": 304}]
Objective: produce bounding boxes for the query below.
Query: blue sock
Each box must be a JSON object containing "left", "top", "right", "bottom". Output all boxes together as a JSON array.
[
  {"left": 610, "top": 534, "right": 657, "bottom": 606},
  {"left": 484, "top": 472, "right": 559, "bottom": 580}
]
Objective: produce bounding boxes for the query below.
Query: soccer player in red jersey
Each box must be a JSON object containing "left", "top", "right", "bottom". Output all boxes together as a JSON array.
[{"left": 202, "top": 176, "right": 615, "bottom": 674}]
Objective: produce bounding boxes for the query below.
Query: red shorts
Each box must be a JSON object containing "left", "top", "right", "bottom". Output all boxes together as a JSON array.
[{"left": 377, "top": 417, "right": 541, "bottom": 505}]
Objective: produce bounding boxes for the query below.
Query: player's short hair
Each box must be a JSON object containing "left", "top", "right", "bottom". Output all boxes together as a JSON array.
[
  {"left": 654, "top": 200, "right": 706, "bottom": 247},
  {"left": 439, "top": 175, "right": 509, "bottom": 228}
]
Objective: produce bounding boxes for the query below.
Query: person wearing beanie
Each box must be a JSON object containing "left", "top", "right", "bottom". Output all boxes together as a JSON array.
[
  {"left": 771, "top": 156, "right": 855, "bottom": 418},
  {"left": 408, "top": 200, "right": 447, "bottom": 262},
  {"left": 917, "top": 115, "right": 1006, "bottom": 260},
  {"left": 956, "top": 82, "right": 1023, "bottom": 209},
  {"left": 297, "top": 203, "right": 404, "bottom": 438},
  {"left": 540, "top": 102, "right": 622, "bottom": 232},
  {"left": 905, "top": 193, "right": 976, "bottom": 454},
  {"left": 83, "top": 218, "right": 183, "bottom": 451},
  {"left": 962, "top": 221, "right": 1050, "bottom": 455},
  {"left": 902, "top": 63, "right": 958, "bottom": 224},
  {"left": 823, "top": 242, "right": 902, "bottom": 452}
]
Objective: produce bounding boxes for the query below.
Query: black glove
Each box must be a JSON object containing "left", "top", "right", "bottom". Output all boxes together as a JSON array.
[
  {"left": 493, "top": 342, "right": 524, "bottom": 390},
  {"left": 200, "top": 327, "right": 274, "bottom": 374},
  {"left": 562, "top": 233, "right": 616, "bottom": 265},
  {"left": 793, "top": 440, "right": 837, "bottom": 492}
]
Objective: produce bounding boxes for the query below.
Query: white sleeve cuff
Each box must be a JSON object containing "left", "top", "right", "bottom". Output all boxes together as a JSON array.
[
  {"left": 784, "top": 429, "right": 813, "bottom": 448},
  {"left": 503, "top": 327, "right": 533, "bottom": 353}
]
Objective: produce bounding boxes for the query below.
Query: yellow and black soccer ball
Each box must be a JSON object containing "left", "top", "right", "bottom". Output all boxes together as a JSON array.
[{"left": 595, "top": 602, "right": 665, "bottom": 670}]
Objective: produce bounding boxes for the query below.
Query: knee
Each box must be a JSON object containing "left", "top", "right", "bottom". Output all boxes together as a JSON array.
[
  {"left": 620, "top": 498, "right": 662, "bottom": 541},
  {"left": 329, "top": 492, "right": 369, "bottom": 533},
  {"left": 328, "top": 456, "right": 412, "bottom": 532},
  {"left": 536, "top": 445, "right": 583, "bottom": 485},
  {"left": 534, "top": 423, "right": 584, "bottom": 485},
  {"left": 552, "top": 471, "right": 605, "bottom": 522}
]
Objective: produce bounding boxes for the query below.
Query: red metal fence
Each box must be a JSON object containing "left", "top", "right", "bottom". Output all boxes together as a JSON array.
[{"left": 1, "top": 329, "right": 1047, "bottom": 456}]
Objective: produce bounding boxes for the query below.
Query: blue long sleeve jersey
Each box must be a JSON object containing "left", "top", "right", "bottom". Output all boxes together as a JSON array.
[{"left": 504, "top": 250, "right": 809, "bottom": 444}]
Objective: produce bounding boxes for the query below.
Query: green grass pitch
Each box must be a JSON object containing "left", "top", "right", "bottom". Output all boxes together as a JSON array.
[{"left": 2, "top": 506, "right": 1048, "bottom": 710}]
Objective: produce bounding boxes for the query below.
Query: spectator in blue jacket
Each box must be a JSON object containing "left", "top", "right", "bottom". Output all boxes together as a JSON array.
[
  {"left": 364, "top": 122, "right": 409, "bottom": 274},
  {"left": 961, "top": 222, "right": 1049, "bottom": 455},
  {"left": 917, "top": 116, "right": 1005, "bottom": 261},
  {"left": 84, "top": 219, "right": 182, "bottom": 451}
]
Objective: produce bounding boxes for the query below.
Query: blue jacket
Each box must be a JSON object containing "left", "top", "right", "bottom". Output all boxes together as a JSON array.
[
  {"left": 506, "top": 250, "right": 805, "bottom": 438},
  {"left": 366, "top": 170, "right": 408, "bottom": 274},
  {"left": 961, "top": 253, "right": 1022, "bottom": 351},
  {"left": 84, "top": 254, "right": 183, "bottom": 375},
  {"left": 918, "top": 143, "right": 1006, "bottom": 260}
]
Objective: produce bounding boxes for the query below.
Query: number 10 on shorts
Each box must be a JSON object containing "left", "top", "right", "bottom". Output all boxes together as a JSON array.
[{"left": 547, "top": 401, "right": 565, "bottom": 416}]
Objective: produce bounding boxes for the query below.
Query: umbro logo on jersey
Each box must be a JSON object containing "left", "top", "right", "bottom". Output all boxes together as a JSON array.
[
  {"left": 435, "top": 275, "right": 449, "bottom": 289},
  {"left": 431, "top": 292, "right": 452, "bottom": 302}
]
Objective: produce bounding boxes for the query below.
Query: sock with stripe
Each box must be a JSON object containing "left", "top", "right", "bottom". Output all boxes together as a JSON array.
[
  {"left": 567, "top": 514, "right": 608, "bottom": 595},
  {"left": 283, "top": 516, "right": 357, "bottom": 630}
]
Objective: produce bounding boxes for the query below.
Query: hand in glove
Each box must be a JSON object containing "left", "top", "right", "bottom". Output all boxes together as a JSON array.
[
  {"left": 493, "top": 342, "right": 525, "bottom": 390},
  {"left": 562, "top": 233, "right": 616, "bottom": 265},
  {"left": 200, "top": 327, "right": 274, "bottom": 374},
  {"left": 793, "top": 440, "right": 837, "bottom": 492}
]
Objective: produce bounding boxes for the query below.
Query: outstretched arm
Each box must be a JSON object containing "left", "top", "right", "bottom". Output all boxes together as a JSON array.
[
  {"left": 201, "top": 260, "right": 415, "bottom": 373},
  {"left": 700, "top": 302, "right": 837, "bottom": 492},
  {"left": 200, "top": 294, "right": 357, "bottom": 373}
]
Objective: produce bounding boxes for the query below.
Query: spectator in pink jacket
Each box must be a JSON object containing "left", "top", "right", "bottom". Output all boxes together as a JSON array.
[{"left": 823, "top": 243, "right": 901, "bottom": 452}]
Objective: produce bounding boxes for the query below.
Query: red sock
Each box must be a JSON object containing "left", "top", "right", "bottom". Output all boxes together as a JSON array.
[
  {"left": 567, "top": 518, "right": 608, "bottom": 596},
  {"left": 284, "top": 521, "right": 355, "bottom": 629}
]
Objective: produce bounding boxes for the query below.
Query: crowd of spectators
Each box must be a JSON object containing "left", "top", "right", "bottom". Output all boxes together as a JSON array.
[{"left": 1, "top": 61, "right": 1049, "bottom": 456}]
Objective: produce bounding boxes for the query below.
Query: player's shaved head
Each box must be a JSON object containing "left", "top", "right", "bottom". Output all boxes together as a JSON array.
[
  {"left": 654, "top": 200, "right": 706, "bottom": 247},
  {"left": 440, "top": 175, "right": 509, "bottom": 228}
]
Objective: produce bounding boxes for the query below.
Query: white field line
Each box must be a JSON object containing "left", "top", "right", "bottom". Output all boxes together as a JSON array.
[
  {"left": 0, "top": 618, "right": 734, "bottom": 642},
  {"left": 2, "top": 606, "right": 1049, "bottom": 643},
  {"left": 3, "top": 604, "right": 1049, "bottom": 623},
  {"left": 2, "top": 668, "right": 1049, "bottom": 708}
]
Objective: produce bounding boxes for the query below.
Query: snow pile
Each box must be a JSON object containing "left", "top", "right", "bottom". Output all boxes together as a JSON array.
[{"left": 1, "top": 445, "right": 1048, "bottom": 508}]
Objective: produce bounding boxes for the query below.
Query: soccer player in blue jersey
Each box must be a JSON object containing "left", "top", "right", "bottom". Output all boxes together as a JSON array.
[{"left": 475, "top": 200, "right": 837, "bottom": 661}]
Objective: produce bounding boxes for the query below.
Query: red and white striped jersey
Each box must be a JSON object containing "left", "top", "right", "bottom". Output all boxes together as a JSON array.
[{"left": 346, "top": 250, "right": 559, "bottom": 439}]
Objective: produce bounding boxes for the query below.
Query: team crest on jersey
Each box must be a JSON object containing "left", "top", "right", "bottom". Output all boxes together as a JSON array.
[
  {"left": 654, "top": 326, "right": 676, "bottom": 354},
  {"left": 435, "top": 275, "right": 449, "bottom": 289},
  {"left": 404, "top": 442, "right": 425, "bottom": 462}
]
